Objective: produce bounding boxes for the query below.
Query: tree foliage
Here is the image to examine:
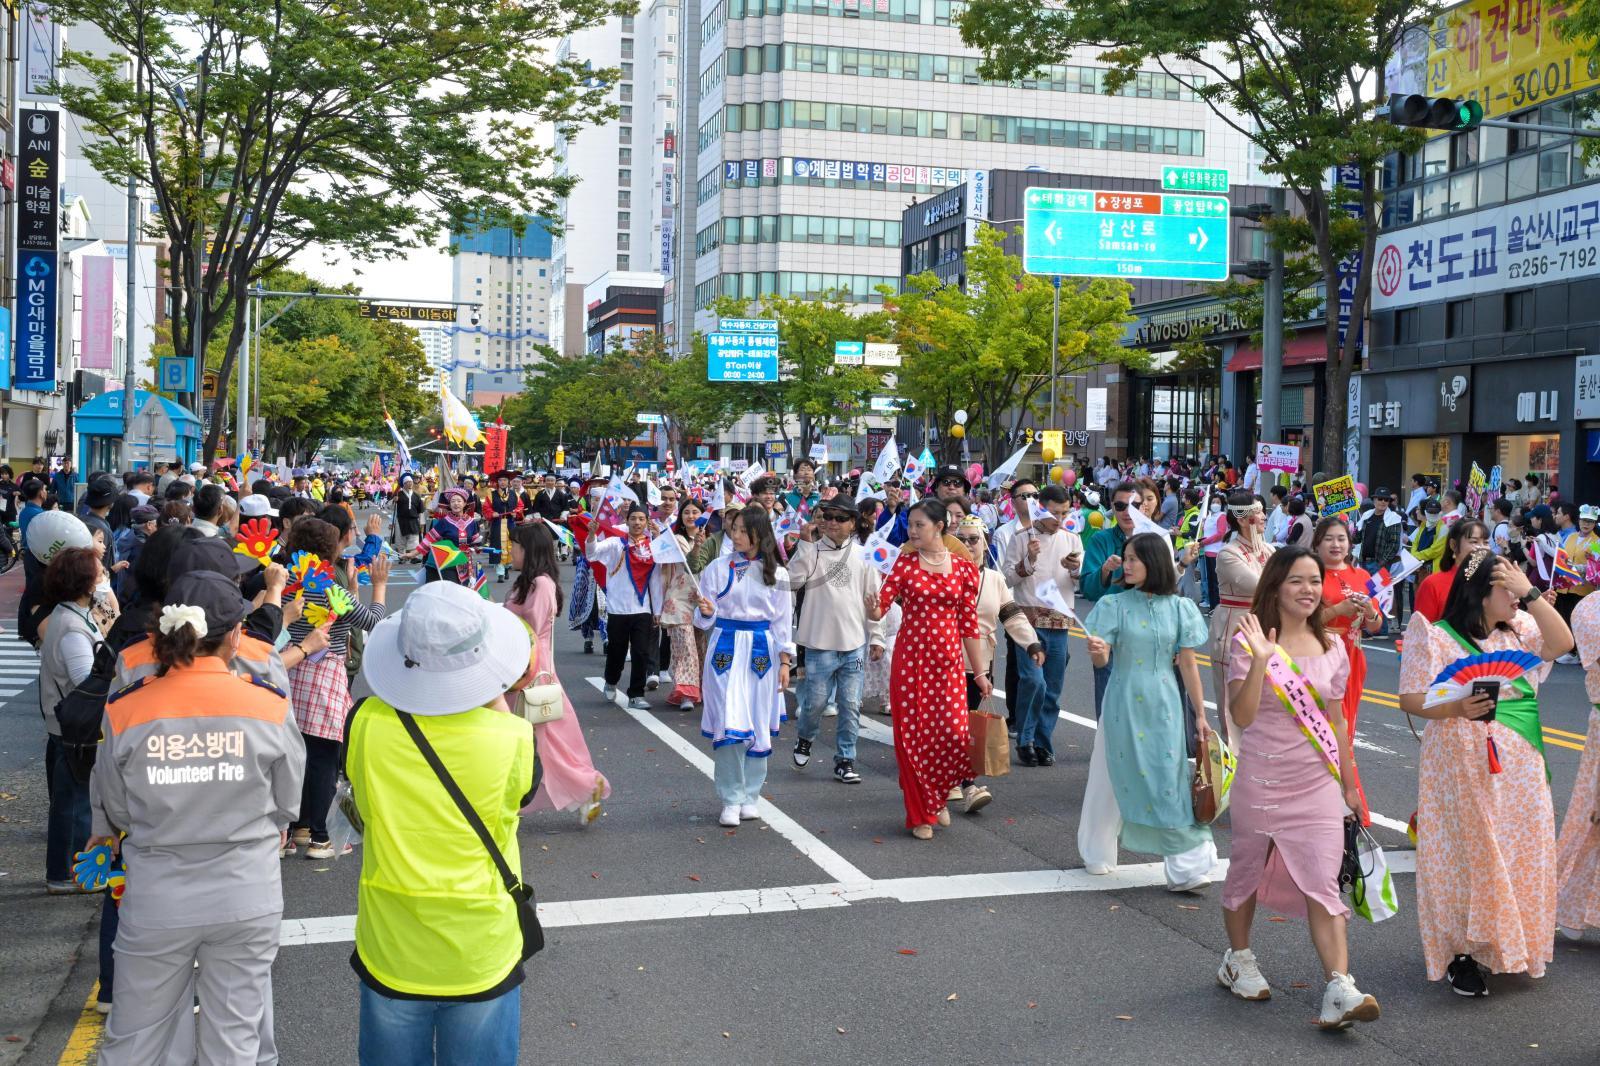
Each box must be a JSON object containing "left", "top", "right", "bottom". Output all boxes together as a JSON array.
[
  {"left": 959, "top": 0, "right": 1429, "bottom": 471},
  {"left": 886, "top": 226, "right": 1139, "bottom": 465},
  {"left": 51, "top": 0, "right": 628, "bottom": 461}
]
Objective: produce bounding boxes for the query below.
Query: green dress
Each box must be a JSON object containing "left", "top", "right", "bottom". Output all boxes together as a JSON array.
[{"left": 1083, "top": 590, "right": 1214, "bottom": 857}]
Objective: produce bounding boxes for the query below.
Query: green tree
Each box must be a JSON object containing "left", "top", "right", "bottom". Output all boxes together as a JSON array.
[
  {"left": 51, "top": 0, "right": 627, "bottom": 461},
  {"left": 887, "top": 226, "right": 1138, "bottom": 465},
  {"left": 959, "top": 0, "right": 1427, "bottom": 472}
]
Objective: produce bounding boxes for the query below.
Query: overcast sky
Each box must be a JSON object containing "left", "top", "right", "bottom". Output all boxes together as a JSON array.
[{"left": 291, "top": 242, "right": 453, "bottom": 303}]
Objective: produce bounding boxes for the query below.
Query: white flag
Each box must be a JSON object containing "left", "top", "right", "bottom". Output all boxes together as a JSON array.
[
  {"left": 649, "top": 527, "right": 687, "bottom": 565},
  {"left": 1033, "top": 575, "right": 1079, "bottom": 624},
  {"left": 987, "top": 444, "right": 1029, "bottom": 490},
  {"left": 738, "top": 461, "right": 766, "bottom": 487},
  {"left": 707, "top": 480, "right": 726, "bottom": 513},
  {"left": 871, "top": 435, "right": 899, "bottom": 487}
]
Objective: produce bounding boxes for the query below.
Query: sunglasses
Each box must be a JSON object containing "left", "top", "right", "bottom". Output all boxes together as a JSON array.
[
  {"left": 1113, "top": 500, "right": 1132, "bottom": 512},
  {"left": 956, "top": 535, "right": 984, "bottom": 544},
  {"left": 819, "top": 512, "right": 855, "bottom": 522}
]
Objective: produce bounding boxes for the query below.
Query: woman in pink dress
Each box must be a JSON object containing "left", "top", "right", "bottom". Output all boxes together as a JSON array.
[
  {"left": 1398, "top": 551, "right": 1572, "bottom": 996},
  {"left": 1555, "top": 587, "right": 1600, "bottom": 939},
  {"left": 1221, "top": 547, "right": 1378, "bottom": 1029},
  {"left": 506, "top": 522, "right": 610, "bottom": 825}
]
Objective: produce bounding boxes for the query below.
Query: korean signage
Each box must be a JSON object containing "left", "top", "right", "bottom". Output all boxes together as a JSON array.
[
  {"left": 708, "top": 332, "right": 779, "bottom": 382},
  {"left": 722, "top": 157, "right": 967, "bottom": 189},
  {"left": 482, "top": 425, "right": 508, "bottom": 477},
  {"left": 863, "top": 343, "right": 901, "bottom": 367},
  {"left": 1254, "top": 442, "right": 1301, "bottom": 474},
  {"left": 1022, "top": 187, "right": 1231, "bottom": 282},
  {"left": 15, "top": 108, "right": 58, "bottom": 392},
  {"left": 965, "top": 169, "right": 989, "bottom": 248},
  {"left": 1372, "top": 182, "right": 1600, "bottom": 311},
  {"left": 660, "top": 159, "right": 675, "bottom": 277},
  {"left": 834, "top": 340, "right": 864, "bottom": 365},
  {"left": 1161, "top": 166, "right": 1229, "bottom": 194},
  {"left": 22, "top": 4, "right": 57, "bottom": 99},
  {"left": 1332, "top": 164, "right": 1364, "bottom": 350},
  {"left": 1386, "top": 0, "right": 1596, "bottom": 122},
  {"left": 357, "top": 302, "right": 457, "bottom": 322},
  {"left": 1577, "top": 355, "right": 1600, "bottom": 419},
  {"left": 80, "top": 255, "right": 117, "bottom": 370},
  {"left": 922, "top": 192, "right": 963, "bottom": 228}
]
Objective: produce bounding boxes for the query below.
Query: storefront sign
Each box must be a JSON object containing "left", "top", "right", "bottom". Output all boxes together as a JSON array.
[
  {"left": 1515, "top": 388, "right": 1559, "bottom": 424},
  {"left": 1254, "top": 442, "right": 1300, "bottom": 474},
  {"left": 1367, "top": 401, "right": 1402, "bottom": 430},
  {"left": 724, "top": 158, "right": 967, "bottom": 189},
  {"left": 1576, "top": 354, "right": 1600, "bottom": 419},
  {"left": 1130, "top": 304, "right": 1244, "bottom": 346},
  {"left": 1085, "top": 387, "right": 1108, "bottom": 431},
  {"left": 922, "top": 192, "right": 963, "bottom": 227},
  {"left": 1372, "top": 181, "right": 1600, "bottom": 311},
  {"left": 79, "top": 255, "right": 117, "bottom": 370},
  {"left": 965, "top": 169, "right": 989, "bottom": 247},
  {"left": 1437, "top": 368, "right": 1471, "bottom": 433},
  {"left": 1332, "top": 164, "right": 1365, "bottom": 350}
]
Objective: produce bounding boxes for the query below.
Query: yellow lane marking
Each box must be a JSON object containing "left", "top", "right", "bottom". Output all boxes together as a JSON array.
[{"left": 56, "top": 983, "right": 103, "bottom": 1065}]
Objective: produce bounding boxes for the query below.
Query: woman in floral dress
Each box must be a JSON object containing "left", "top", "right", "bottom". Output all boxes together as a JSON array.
[
  {"left": 1314, "top": 516, "right": 1382, "bottom": 825},
  {"left": 871, "top": 499, "right": 985, "bottom": 839},
  {"left": 1211, "top": 492, "right": 1275, "bottom": 741},
  {"left": 1556, "top": 588, "right": 1600, "bottom": 939},
  {"left": 1398, "top": 550, "right": 1573, "bottom": 996}
]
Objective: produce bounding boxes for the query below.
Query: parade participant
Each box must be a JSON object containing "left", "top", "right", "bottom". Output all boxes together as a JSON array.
[
  {"left": 861, "top": 498, "right": 901, "bottom": 718},
  {"left": 392, "top": 474, "right": 425, "bottom": 555},
  {"left": 952, "top": 515, "right": 1040, "bottom": 813},
  {"left": 783, "top": 458, "right": 820, "bottom": 514},
  {"left": 750, "top": 475, "right": 781, "bottom": 515},
  {"left": 660, "top": 499, "right": 709, "bottom": 711},
  {"left": 870, "top": 499, "right": 985, "bottom": 839},
  {"left": 1081, "top": 533, "right": 1215, "bottom": 887},
  {"left": 38, "top": 544, "right": 103, "bottom": 894},
  {"left": 1398, "top": 551, "right": 1572, "bottom": 996},
  {"left": 789, "top": 496, "right": 880, "bottom": 784},
  {"left": 1557, "top": 589, "right": 1600, "bottom": 939},
  {"left": 1003, "top": 484, "right": 1083, "bottom": 767},
  {"left": 483, "top": 471, "right": 524, "bottom": 582},
  {"left": 532, "top": 473, "right": 575, "bottom": 522},
  {"left": 1313, "top": 516, "right": 1382, "bottom": 825},
  {"left": 1413, "top": 519, "right": 1492, "bottom": 624},
  {"left": 1220, "top": 550, "right": 1378, "bottom": 1027},
  {"left": 505, "top": 523, "right": 609, "bottom": 824},
  {"left": 347, "top": 581, "right": 533, "bottom": 1066},
  {"left": 991, "top": 478, "right": 1037, "bottom": 731},
  {"left": 422, "top": 488, "right": 481, "bottom": 584},
  {"left": 1211, "top": 491, "right": 1276, "bottom": 741},
  {"left": 90, "top": 571, "right": 305, "bottom": 1064},
  {"left": 693, "top": 505, "right": 793, "bottom": 828},
  {"left": 282, "top": 518, "right": 389, "bottom": 859},
  {"left": 589, "top": 503, "right": 664, "bottom": 710},
  {"left": 1078, "top": 481, "right": 1142, "bottom": 716},
  {"left": 566, "top": 478, "right": 610, "bottom": 654},
  {"left": 1553, "top": 503, "right": 1599, "bottom": 657}
]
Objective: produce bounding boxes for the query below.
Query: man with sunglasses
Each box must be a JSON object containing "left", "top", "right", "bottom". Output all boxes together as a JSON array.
[
  {"left": 788, "top": 497, "right": 880, "bottom": 784},
  {"left": 992, "top": 478, "right": 1039, "bottom": 732},
  {"left": 931, "top": 465, "right": 971, "bottom": 501},
  {"left": 1079, "top": 481, "right": 1144, "bottom": 716},
  {"left": 1004, "top": 485, "right": 1083, "bottom": 766}
]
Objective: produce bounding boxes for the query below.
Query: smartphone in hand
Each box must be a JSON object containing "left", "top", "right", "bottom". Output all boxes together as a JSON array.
[{"left": 1469, "top": 680, "right": 1500, "bottom": 722}]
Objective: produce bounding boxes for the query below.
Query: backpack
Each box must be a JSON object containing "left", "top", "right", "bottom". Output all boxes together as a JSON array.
[{"left": 55, "top": 638, "right": 120, "bottom": 785}]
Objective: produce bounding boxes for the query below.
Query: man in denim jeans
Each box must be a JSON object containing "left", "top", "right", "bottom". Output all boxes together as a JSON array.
[
  {"left": 789, "top": 498, "right": 881, "bottom": 783},
  {"left": 1003, "top": 485, "right": 1084, "bottom": 765},
  {"left": 1079, "top": 482, "right": 1143, "bottom": 716}
]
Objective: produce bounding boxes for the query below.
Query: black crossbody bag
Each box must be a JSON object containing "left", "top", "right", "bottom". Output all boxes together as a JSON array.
[{"left": 398, "top": 711, "right": 545, "bottom": 959}]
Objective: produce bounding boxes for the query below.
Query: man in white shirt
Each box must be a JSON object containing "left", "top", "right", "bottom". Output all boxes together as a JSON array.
[
  {"left": 1004, "top": 484, "right": 1083, "bottom": 767},
  {"left": 1265, "top": 484, "right": 1290, "bottom": 545},
  {"left": 787, "top": 497, "right": 881, "bottom": 784},
  {"left": 588, "top": 504, "right": 665, "bottom": 709},
  {"left": 990, "top": 477, "right": 1037, "bottom": 730},
  {"left": 1242, "top": 458, "right": 1261, "bottom": 495}
]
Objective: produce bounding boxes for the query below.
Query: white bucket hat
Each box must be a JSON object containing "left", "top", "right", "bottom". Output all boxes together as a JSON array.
[
  {"left": 360, "top": 582, "right": 531, "bottom": 716},
  {"left": 27, "top": 510, "right": 93, "bottom": 564}
]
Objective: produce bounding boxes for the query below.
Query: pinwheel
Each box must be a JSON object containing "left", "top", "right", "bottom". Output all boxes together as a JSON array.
[{"left": 232, "top": 518, "right": 279, "bottom": 566}]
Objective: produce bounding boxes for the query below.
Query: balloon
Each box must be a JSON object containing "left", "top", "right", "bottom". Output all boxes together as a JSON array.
[
  {"left": 965, "top": 463, "right": 984, "bottom": 486},
  {"left": 1062, "top": 469, "right": 1077, "bottom": 487},
  {"left": 1088, "top": 510, "right": 1105, "bottom": 529},
  {"left": 1050, "top": 466, "right": 1064, "bottom": 482},
  {"left": 950, "top": 424, "right": 965, "bottom": 439},
  {"left": 1040, "top": 447, "right": 1057, "bottom": 464},
  {"left": 953, "top": 409, "right": 968, "bottom": 426}
]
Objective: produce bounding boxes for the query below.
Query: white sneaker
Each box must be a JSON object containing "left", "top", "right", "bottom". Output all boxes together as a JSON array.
[
  {"left": 1559, "top": 924, "right": 1585, "bottom": 941},
  {"left": 718, "top": 805, "right": 740, "bottom": 827},
  {"left": 1169, "top": 874, "right": 1211, "bottom": 892},
  {"left": 678, "top": 699, "right": 695, "bottom": 712},
  {"left": 739, "top": 803, "right": 760, "bottom": 820},
  {"left": 1557, "top": 653, "right": 1580, "bottom": 665},
  {"left": 646, "top": 674, "right": 661, "bottom": 690},
  {"left": 1217, "top": 948, "right": 1271, "bottom": 1001},
  {"left": 1318, "top": 971, "right": 1380, "bottom": 1029},
  {"left": 1085, "top": 862, "right": 1115, "bottom": 876},
  {"left": 823, "top": 703, "right": 838, "bottom": 718},
  {"left": 602, "top": 684, "right": 617, "bottom": 701}
]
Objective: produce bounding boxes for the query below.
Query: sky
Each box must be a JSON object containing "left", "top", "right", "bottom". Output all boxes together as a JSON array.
[{"left": 290, "top": 242, "right": 453, "bottom": 303}]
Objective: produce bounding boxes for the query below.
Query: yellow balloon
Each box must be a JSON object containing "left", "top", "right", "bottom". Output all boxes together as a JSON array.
[
  {"left": 1050, "top": 466, "right": 1065, "bottom": 482},
  {"left": 1088, "top": 510, "right": 1105, "bottom": 529},
  {"left": 1041, "top": 447, "right": 1057, "bottom": 464},
  {"left": 950, "top": 424, "right": 965, "bottom": 439}
]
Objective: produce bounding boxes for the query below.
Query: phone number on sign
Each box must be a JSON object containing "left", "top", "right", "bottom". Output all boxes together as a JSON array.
[{"left": 1507, "top": 246, "right": 1600, "bottom": 280}]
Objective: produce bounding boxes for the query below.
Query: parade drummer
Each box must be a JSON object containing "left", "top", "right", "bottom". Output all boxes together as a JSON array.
[{"left": 90, "top": 571, "right": 306, "bottom": 1064}]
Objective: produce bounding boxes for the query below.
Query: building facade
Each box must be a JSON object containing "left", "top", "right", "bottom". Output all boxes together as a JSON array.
[
  {"left": 446, "top": 218, "right": 552, "bottom": 396},
  {"left": 583, "top": 270, "right": 666, "bottom": 353}
]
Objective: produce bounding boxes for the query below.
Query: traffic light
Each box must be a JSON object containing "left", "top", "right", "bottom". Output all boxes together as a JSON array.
[{"left": 1387, "top": 94, "right": 1484, "bottom": 132}]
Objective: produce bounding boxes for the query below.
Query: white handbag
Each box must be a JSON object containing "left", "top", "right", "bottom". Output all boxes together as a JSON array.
[{"left": 513, "top": 621, "right": 565, "bottom": 724}]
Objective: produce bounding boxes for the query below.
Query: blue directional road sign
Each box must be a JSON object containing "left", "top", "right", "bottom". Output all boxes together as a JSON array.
[
  {"left": 708, "top": 332, "right": 779, "bottom": 382},
  {"left": 159, "top": 356, "right": 195, "bottom": 394},
  {"left": 1022, "top": 187, "right": 1230, "bottom": 282}
]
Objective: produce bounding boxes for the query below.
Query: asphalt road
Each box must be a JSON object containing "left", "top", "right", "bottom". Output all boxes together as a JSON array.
[{"left": 4, "top": 556, "right": 1600, "bottom": 1065}]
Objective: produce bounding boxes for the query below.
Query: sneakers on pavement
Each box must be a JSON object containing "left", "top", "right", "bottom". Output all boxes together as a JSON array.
[
  {"left": 678, "top": 699, "right": 695, "bottom": 712},
  {"left": 738, "top": 803, "right": 760, "bottom": 821},
  {"left": 627, "top": 697, "right": 650, "bottom": 710},
  {"left": 45, "top": 880, "right": 79, "bottom": 895},
  {"left": 1446, "top": 954, "right": 1489, "bottom": 997},
  {"left": 1218, "top": 948, "right": 1271, "bottom": 1001},
  {"left": 793, "top": 737, "right": 812, "bottom": 768},
  {"left": 718, "top": 805, "right": 740, "bottom": 827},
  {"left": 304, "top": 840, "right": 352, "bottom": 860},
  {"left": 947, "top": 785, "right": 964, "bottom": 803},
  {"left": 602, "top": 684, "right": 617, "bottom": 701},
  {"left": 963, "top": 784, "right": 992, "bottom": 813},
  {"left": 1318, "top": 971, "right": 1380, "bottom": 1029},
  {"left": 1169, "top": 875, "right": 1211, "bottom": 893},
  {"left": 1558, "top": 924, "right": 1585, "bottom": 941},
  {"left": 823, "top": 703, "right": 838, "bottom": 718},
  {"left": 1557, "top": 653, "right": 1580, "bottom": 665},
  {"left": 833, "top": 759, "right": 861, "bottom": 784},
  {"left": 646, "top": 674, "right": 661, "bottom": 690}
]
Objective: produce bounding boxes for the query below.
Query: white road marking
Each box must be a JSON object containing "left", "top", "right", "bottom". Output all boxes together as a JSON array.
[{"left": 585, "top": 677, "right": 871, "bottom": 887}]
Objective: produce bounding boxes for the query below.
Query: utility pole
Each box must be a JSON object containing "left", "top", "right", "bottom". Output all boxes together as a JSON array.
[
  {"left": 1260, "top": 186, "right": 1286, "bottom": 446},
  {"left": 189, "top": 60, "right": 206, "bottom": 420},
  {"left": 238, "top": 290, "right": 250, "bottom": 455},
  {"left": 1049, "top": 275, "right": 1061, "bottom": 429},
  {"left": 122, "top": 107, "right": 140, "bottom": 458}
]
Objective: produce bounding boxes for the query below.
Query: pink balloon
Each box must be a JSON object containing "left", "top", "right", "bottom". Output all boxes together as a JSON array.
[
  {"left": 1062, "top": 469, "right": 1077, "bottom": 487},
  {"left": 1354, "top": 482, "right": 1367, "bottom": 497},
  {"left": 965, "top": 463, "right": 984, "bottom": 485}
]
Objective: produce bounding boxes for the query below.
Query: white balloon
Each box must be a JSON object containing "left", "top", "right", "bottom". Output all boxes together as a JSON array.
[{"left": 953, "top": 409, "right": 968, "bottom": 425}]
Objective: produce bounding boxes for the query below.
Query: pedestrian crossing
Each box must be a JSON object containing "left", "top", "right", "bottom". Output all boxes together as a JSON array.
[{"left": 0, "top": 628, "right": 39, "bottom": 700}]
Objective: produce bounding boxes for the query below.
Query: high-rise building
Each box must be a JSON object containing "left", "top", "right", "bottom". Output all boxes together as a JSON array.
[
  {"left": 415, "top": 325, "right": 452, "bottom": 377},
  {"left": 447, "top": 218, "right": 553, "bottom": 396},
  {"left": 552, "top": 4, "right": 680, "bottom": 352}
]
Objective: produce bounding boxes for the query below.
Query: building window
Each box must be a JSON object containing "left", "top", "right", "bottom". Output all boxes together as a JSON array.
[
  {"left": 618, "top": 254, "right": 630, "bottom": 270},
  {"left": 621, "top": 38, "right": 633, "bottom": 59},
  {"left": 1504, "top": 288, "right": 1533, "bottom": 332},
  {"left": 619, "top": 147, "right": 631, "bottom": 164},
  {"left": 619, "top": 168, "right": 631, "bottom": 183},
  {"left": 621, "top": 62, "right": 633, "bottom": 80},
  {"left": 1445, "top": 299, "right": 1471, "bottom": 338},
  {"left": 1395, "top": 307, "right": 1419, "bottom": 344},
  {"left": 618, "top": 211, "right": 631, "bottom": 227},
  {"left": 618, "top": 190, "right": 631, "bottom": 207},
  {"left": 620, "top": 126, "right": 631, "bottom": 144},
  {"left": 618, "top": 233, "right": 630, "bottom": 249},
  {"left": 620, "top": 105, "right": 632, "bottom": 122}
]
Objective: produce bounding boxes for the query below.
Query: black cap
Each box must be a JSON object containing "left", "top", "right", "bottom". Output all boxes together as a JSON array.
[
  {"left": 267, "top": 485, "right": 294, "bottom": 504},
  {"left": 163, "top": 571, "right": 249, "bottom": 637},
  {"left": 815, "top": 497, "right": 859, "bottom": 517},
  {"left": 83, "top": 474, "right": 120, "bottom": 508},
  {"left": 932, "top": 465, "right": 971, "bottom": 488},
  {"left": 1422, "top": 497, "right": 1443, "bottom": 514},
  {"left": 1373, "top": 486, "right": 1393, "bottom": 501},
  {"left": 131, "top": 505, "right": 159, "bottom": 524},
  {"left": 170, "top": 530, "right": 257, "bottom": 580}
]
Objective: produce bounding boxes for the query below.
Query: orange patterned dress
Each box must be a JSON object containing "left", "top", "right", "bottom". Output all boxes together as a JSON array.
[
  {"left": 1556, "top": 592, "right": 1600, "bottom": 934},
  {"left": 1399, "top": 611, "right": 1555, "bottom": 980}
]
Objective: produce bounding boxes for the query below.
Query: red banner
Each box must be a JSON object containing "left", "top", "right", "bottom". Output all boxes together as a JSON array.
[{"left": 483, "top": 425, "right": 508, "bottom": 477}]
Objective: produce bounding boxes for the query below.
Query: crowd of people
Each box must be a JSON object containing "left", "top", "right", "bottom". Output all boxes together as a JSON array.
[{"left": 20, "top": 444, "right": 1600, "bottom": 1059}]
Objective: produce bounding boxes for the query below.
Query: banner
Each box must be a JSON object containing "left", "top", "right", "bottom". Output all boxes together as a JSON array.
[
  {"left": 1313, "top": 474, "right": 1360, "bottom": 517},
  {"left": 79, "top": 255, "right": 116, "bottom": 369},
  {"left": 1254, "top": 441, "right": 1301, "bottom": 474},
  {"left": 14, "top": 108, "right": 58, "bottom": 391},
  {"left": 483, "top": 424, "right": 508, "bottom": 476}
]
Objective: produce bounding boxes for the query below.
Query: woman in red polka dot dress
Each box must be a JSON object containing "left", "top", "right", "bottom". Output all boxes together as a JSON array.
[{"left": 873, "top": 499, "right": 987, "bottom": 839}]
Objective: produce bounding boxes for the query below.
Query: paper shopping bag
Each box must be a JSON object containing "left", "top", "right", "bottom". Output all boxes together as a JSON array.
[{"left": 968, "top": 709, "right": 1010, "bottom": 779}]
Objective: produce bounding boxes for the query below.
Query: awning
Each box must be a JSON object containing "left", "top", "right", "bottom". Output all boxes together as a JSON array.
[{"left": 1226, "top": 331, "right": 1330, "bottom": 373}]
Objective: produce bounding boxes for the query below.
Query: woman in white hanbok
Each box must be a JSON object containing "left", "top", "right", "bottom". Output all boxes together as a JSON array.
[{"left": 695, "top": 505, "right": 794, "bottom": 828}]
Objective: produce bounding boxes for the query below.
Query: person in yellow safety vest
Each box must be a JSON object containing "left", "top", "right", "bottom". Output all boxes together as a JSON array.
[
  {"left": 1174, "top": 490, "right": 1203, "bottom": 552},
  {"left": 1409, "top": 497, "right": 1451, "bottom": 573},
  {"left": 346, "top": 581, "right": 535, "bottom": 1066}
]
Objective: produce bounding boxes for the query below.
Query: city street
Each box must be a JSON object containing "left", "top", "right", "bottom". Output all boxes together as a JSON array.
[{"left": 3, "top": 555, "right": 1599, "bottom": 1065}]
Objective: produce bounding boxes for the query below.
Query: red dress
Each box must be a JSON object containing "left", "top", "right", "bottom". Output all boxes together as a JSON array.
[
  {"left": 1321, "top": 565, "right": 1371, "bottom": 825},
  {"left": 1412, "top": 566, "right": 1456, "bottom": 623},
  {"left": 878, "top": 553, "right": 981, "bottom": 828}
]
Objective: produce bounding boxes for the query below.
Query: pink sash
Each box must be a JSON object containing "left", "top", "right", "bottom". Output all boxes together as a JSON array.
[{"left": 1235, "top": 632, "right": 1340, "bottom": 781}]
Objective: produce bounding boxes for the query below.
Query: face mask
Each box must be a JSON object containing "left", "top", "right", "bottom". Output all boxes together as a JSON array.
[{"left": 1209, "top": 501, "right": 1222, "bottom": 514}]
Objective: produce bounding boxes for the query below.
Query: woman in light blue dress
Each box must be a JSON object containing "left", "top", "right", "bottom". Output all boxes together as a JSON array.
[{"left": 1081, "top": 532, "right": 1218, "bottom": 890}]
